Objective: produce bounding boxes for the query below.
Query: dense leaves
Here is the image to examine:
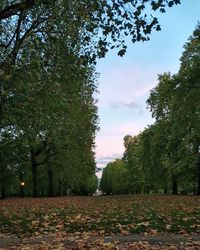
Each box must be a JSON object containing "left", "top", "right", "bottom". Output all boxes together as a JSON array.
[
  {"left": 0, "top": 0, "right": 100, "bottom": 197},
  {"left": 100, "top": 159, "right": 129, "bottom": 194},
  {"left": 0, "top": 0, "right": 181, "bottom": 59},
  {"left": 0, "top": 195, "right": 199, "bottom": 248}
]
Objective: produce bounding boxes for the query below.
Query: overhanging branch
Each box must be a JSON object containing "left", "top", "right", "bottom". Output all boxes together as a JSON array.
[{"left": 0, "top": 0, "right": 35, "bottom": 20}]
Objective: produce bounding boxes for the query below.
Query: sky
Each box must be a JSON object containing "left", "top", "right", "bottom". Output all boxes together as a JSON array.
[{"left": 95, "top": 0, "right": 200, "bottom": 177}]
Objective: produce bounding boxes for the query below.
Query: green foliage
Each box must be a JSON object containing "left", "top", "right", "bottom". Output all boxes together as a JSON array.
[
  {"left": 86, "top": 174, "right": 98, "bottom": 194},
  {"left": 0, "top": 1, "right": 100, "bottom": 197},
  {"left": 100, "top": 159, "right": 129, "bottom": 194},
  {"left": 0, "top": 0, "right": 180, "bottom": 63}
]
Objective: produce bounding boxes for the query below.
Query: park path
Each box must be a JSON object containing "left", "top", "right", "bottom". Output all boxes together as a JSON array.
[{"left": 0, "top": 233, "right": 200, "bottom": 249}]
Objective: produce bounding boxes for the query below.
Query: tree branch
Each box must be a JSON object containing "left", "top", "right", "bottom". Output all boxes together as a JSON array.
[
  {"left": 37, "top": 151, "right": 56, "bottom": 166},
  {"left": 0, "top": 0, "right": 35, "bottom": 20},
  {"left": 11, "top": 15, "right": 47, "bottom": 63}
]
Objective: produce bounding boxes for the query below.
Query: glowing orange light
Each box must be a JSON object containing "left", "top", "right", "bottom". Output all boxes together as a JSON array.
[{"left": 21, "top": 182, "right": 25, "bottom": 186}]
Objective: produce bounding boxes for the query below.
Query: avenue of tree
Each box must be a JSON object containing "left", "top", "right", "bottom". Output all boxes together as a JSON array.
[
  {"left": 100, "top": 23, "right": 200, "bottom": 196},
  {"left": 0, "top": 0, "right": 180, "bottom": 198}
]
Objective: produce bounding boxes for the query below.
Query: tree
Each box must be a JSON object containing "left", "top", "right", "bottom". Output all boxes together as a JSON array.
[
  {"left": 147, "top": 73, "right": 181, "bottom": 194},
  {"left": 100, "top": 159, "right": 129, "bottom": 194},
  {"left": 0, "top": 26, "right": 99, "bottom": 196},
  {"left": 174, "top": 23, "right": 200, "bottom": 194},
  {"left": 123, "top": 135, "right": 145, "bottom": 193},
  {"left": 147, "top": 23, "right": 200, "bottom": 194}
]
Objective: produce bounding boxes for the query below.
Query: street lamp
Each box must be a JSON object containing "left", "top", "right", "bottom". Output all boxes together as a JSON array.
[{"left": 20, "top": 182, "right": 25, "bottom": 197}]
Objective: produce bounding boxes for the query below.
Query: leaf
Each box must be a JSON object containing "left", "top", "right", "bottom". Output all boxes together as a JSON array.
[
  {"left": 103, "top": 242, "right": 114, "bottom": 249},
  {"left": 117, "top": 49, "right": 126, "bottom": 57},
  {"left": 137, "top": 221, "right": 150, "bottom": 227},
  {"left": 49, "top": 226, "right": 56, "bottom": 231},
  {"left": 148, "top": 229, "right": 158, "bottom": 236},
  {"left": 156, "top": 25, "right": 161, "bottom": 31},
  {"left": 43, "top": 215, "right": 49, "bottom": 221},
  {"left": 166, "top": 224, "right": 171, "bottom": 230},
  {"left": 31, "top": 220, "right": 39, "bottom": 226},
  {"left": 121, "top": 229, "right": 129, "bottom": 235},
  {"left": 168, "top": 1, "right": 174, "bottom": 7}
]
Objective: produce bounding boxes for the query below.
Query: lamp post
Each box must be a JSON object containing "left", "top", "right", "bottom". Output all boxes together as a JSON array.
[{"left": 20, "top": 182, "right": 25, "bottom": 198}]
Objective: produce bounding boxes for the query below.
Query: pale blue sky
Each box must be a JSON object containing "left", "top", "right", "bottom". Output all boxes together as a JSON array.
[{"left": 95, "top": 0, "right": 200, "bottom": 174}]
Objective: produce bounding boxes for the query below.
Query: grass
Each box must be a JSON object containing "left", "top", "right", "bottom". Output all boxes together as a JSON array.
[{"left": 0, "top": 195, "right": 200, "bottom": 237}]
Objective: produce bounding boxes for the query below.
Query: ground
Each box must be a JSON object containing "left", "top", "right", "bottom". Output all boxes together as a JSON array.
[{"left": 0, "top": 195, "right": 200, "bottom": 249}]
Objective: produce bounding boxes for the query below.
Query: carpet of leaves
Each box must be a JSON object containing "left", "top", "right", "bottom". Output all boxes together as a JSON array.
[{"left": 0, "top": 195, "right": 200, "bottom": 249}]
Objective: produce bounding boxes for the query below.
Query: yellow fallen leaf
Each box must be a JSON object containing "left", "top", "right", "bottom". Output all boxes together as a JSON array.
[
  {"left": 95, "top": 239, "right": 104, "bottom": 246},
  {"left": 138, "top": 221, "right": 150, "bottom": 227},
  {"left": 103, "top": 242, "right": 114, "bottom": 249},
  {"left": 99, "top": 229, "right": 105, "bottom": 234},
  {"left": 31, "top": 220, "right": 39, "bottom": 226},
  {"left": 43, "top": 215, "right": 49, "bottom": 221},
  {"left": 166, "top": 224, "right": 171, "bottom": 229},
  {"left": 168, "top": 246, "right": 177, "bottom": 250}
]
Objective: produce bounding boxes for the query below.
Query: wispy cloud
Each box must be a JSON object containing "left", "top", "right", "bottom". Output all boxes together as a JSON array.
[
  {"left": 109, "top": 100, "right": 139, "bottom": 109},
  {"left": 96, "top": 61, "right": 157, "bottom": 170},
  {"left": 96, "top": 153, "right": 122, "bottom": 166},
  {"left": 96, "top": 153, "right": 123, "bottom": 178}
]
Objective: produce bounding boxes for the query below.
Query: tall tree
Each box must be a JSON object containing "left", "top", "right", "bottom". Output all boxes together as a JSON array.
[{"left": 174, "top": 23, "right": 200, "bottom": 194}]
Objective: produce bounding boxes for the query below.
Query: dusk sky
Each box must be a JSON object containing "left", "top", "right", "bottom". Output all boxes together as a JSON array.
[{"left": 95, "top": 0, "right": 200, "bottom": 176}]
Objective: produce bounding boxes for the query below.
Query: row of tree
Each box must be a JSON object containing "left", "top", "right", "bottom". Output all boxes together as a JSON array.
[
  {"left": 100, "top": 23, "right": 200, "bottom": 195},
  {"left": 0, "top": 0, "right": 180, "bottom": 197},
  {"left": 0, "top": 1, "right": 100, "bottom": 197}
]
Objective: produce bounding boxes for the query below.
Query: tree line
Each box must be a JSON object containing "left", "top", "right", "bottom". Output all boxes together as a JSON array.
[
  {"left": 0, "top": 0, "right": 180, "bottom": 198},
  {"left": 100, "top": 23, "right": 200, "bottom": 195}
]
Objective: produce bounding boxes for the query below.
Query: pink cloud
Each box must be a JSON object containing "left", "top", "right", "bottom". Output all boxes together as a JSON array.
[{"left": 95, "top": 120, "right": 150, "bottom": 162}]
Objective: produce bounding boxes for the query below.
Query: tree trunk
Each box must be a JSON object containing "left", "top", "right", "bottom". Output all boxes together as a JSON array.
[
  {"left": 58, "top": 179, "right": 62, "bottom": 196},
  {"left": 20, "top": 184, "right": 24, "bottom": 197},
  {"left": 48, "top": 169, "right": 54, "bottom": 197},
  {"left": 172, "top": 175, "right": 178, "bottom": 195},
  {"left": 194, "top": 140, "right": 200, "bottom": 195},
  {"left": 31, "top": 150, "right": 39, "bottom": 197},
  {"left": 164, "top": 179, "right": 168, "bottom": 194},
  {"left": 19, "top": 173, "right": 25, "bottom": 197},
  {"left": 197, "top": 159, "right": 200, "bottom": 195},
  {"left": 63, "top": 181, "right": 67, "bottom": 196},
  {"left": 1, "top": 186, "right": 6, "bottom": 199}
]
